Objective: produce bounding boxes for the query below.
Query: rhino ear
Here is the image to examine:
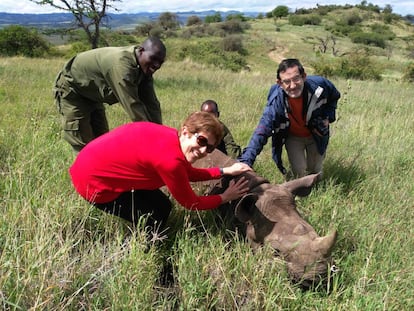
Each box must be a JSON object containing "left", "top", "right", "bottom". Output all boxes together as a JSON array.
[
  {"left": 234, "top": 193, "right": 259, "bottom": 223},
  {"left": 282, "top": 173, "right": 320, "bottom": 197}
]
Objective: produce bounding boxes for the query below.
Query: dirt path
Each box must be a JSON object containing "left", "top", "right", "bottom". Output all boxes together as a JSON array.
[{"left": 267, "top": 45, "right": 288, "bottom": 64}]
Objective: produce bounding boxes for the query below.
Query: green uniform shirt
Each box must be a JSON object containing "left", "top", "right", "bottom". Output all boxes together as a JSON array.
[{"left": 61, "top": 46, "right": 162, "bottom": 124}]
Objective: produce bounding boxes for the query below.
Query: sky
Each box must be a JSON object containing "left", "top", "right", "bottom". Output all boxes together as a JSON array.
[{"left": 0, "top": 0, "right": 413, "bottom": 16}]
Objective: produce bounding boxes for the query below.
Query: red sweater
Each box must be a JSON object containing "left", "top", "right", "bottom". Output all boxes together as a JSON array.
[{"left": 69, "top": 122, "right": 222, "bottom": 210}]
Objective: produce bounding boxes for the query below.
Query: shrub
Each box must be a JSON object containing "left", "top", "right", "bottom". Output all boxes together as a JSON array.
[
  {"left": 337, "top": 54, "right": 382, "bottom": 80},
  {"left": 350, "top": 32, "right": 386, "bottom": 48},
  {"left": 311, "top": 54, "right": 382, "bottom": 81},
  {"left": 0, "top": 25, "right": 50, "bottom": 57},
  {"left": 180, "top": 24, "right": 216, "bottom": 39},
  {"left": 204, "top": 12, "right": 222, "bottom": 23},
  {"left": 370, "top": 24, "right": 396, "bottom": 40},
  {"left": 65, "top": 42, "right": 89, "bottom": 58},
  {"left": 403, "top": 62, "right": 414, "bottom": 82},
  {"left": 288, "top": 14, "right": 321, "bottom": 26},
  {"left": 186, "top": 15, "right": 202, "bottom": 26},
  {"left": 288, "top": 15, "right": 305, "bottom": 26},
  {"left": 310, "top": 60, "right": 337, "bottom": 77},
  {"left": 326, "top": 24, "right": 361, "bottom": 36},
  {"left": 343, "top": 13, "right": 363, "bottom": 25},
  {"left": 221, "top": 35, "right": 245, "bottom": 54},
  {"left": 135, "top": 22, "right": 157, "bottom": 37},
  {"left": 225, "top": 13, "right": 248, "bottom": 22},
  {"left": 177, "top": 40, "right": 247, "bottom": 71},
  {"left": 100, "top": 30, "right": 137, "bottom": 46},
  {"left": 215, "top": 20, "right": 247, "bottom": 34},
  {"left": 148, "top": 26, "right": 164, "bottom": 38}
]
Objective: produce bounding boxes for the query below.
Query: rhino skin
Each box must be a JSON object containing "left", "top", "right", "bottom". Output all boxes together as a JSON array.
[{"left": 193, "top": 149, "right": 337, "bottom": 287}]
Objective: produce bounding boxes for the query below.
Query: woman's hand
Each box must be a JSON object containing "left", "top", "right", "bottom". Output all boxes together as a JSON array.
[
  {"left": 222, "top": 162, "right": 252, "bottom": 176},
  {"left": 219, "top": 177, "right": 249, "bottom": 203}
]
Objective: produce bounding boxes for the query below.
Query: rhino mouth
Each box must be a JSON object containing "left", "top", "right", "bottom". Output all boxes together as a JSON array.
[{"left": 287, "top": 259, "right": 338, "bottom": 289}]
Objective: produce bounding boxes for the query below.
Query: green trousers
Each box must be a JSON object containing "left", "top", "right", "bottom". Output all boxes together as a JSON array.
[{"left": 54, "top": 71, "right": 109, "bottom": 152}]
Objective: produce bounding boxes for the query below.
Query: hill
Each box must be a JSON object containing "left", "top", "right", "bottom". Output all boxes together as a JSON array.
[{"left": 0, "top": 11, "right": 260, "bottom": 30}]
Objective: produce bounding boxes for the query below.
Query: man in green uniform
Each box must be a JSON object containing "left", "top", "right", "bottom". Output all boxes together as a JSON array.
[
  {"left": 54, "top": 37, "right": 166, "bottom": 152},
  {"left": 200, "top": 99, "right": 242, "bottom": 159}
]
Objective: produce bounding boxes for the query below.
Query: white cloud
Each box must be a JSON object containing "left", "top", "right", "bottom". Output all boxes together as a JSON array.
[{"left": 0, "top": 0, "right": 412, "bottom": 16}]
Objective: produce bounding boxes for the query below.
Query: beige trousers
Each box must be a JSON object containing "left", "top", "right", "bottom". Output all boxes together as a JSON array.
[{"left": 285, "top": 134, "right": 325, "bottom": 178}]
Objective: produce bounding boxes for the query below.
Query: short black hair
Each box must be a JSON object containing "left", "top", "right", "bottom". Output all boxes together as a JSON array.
[{"left": 277, "top": 58, "right": 305, "bottom": 80}]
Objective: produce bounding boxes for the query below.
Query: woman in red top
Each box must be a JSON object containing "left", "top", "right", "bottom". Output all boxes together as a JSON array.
[{"left": 70, "top": 111, "right": 251, "bottom": 233}]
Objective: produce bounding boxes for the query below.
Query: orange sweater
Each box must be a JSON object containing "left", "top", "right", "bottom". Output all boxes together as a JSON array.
[{"left": 288, "top": 96, "right": 311, "bottom": 137}]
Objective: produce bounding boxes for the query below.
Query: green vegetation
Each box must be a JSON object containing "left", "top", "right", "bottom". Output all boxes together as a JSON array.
[
  {"left": 0, "top": 5, "right": 413, "bottom": 309},
  {"left": 3, "top": 4, "right": 414, "bottom": 81},
  {"left": 0, "top": 25, "right": 50, "bottom": 57}
]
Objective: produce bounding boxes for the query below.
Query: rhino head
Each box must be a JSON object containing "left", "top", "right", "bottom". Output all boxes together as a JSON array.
[
  {"left": 233, "top": 174, "right": 337, "bottom": 287},
  {"left": 192, "top": 150, "right": 337, "bottom": 287}
]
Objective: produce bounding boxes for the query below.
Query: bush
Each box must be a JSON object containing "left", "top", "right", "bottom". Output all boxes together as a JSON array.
[
  {"left": 0, "top": 25, "right": 50, "bottom": 57},
  {"left": 288, "top": 15, "right": 305, "bottom": 26},
  {"left": 221, "top": 35, "right": 245, "bottom": 54},
  {"left": 186, "top": 15, "right": 202, "bottom": 26},
  {"left": 65, "top": 42, "right": 89, "bottom": 58},
  {"left": 135, "top": 22, "right": 157, "bottom": 37},
  {"left": 343, "top": 13, "right": 363, "bottom": 25},
  {"left": 180, "top": 24, "right": 216, "bottom": 39},
  {"left": 288, "top": 14, "right": 321, "bottom": 26},
  {"left": 350, "top": 32, "right": 386, "bottom": 48},
  {"left": 326, "top": 24, "right": 361, "bottom": 36},
  {"left": 310, "top": 60, "right": 336, "bottom": 77},
  {"left": 338, "top": 54, "right": 382, "bottom": 80},
  {"left": 225, "top": 13, "right": 249, "bottom": 22},
  {"left": 204, "top": 12, "right": 222, "bottom": 23},
  {"left": 215, "top": 20, "right": 247, "bottom": 34},
  {"left": 370, "top": 24, "right": 396, "bottom": 40},
  {"left": 100, "top": 30, "right": 137, "bottom": 46},
  {"left": 311, "top": 54, "right": 382, "bottom": 80},
  {"left": 177, "top": 40, "right": 247, "bottom": 71},
  {"left": 403, "top": 62, "right": 414, "bottom": 82}
]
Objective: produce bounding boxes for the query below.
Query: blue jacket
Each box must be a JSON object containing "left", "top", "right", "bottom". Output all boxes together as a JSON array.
[{"left": 239, "top": 76, "right": 340, "bottom": 174}]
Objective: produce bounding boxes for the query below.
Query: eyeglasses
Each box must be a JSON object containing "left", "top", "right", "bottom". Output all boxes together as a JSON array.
[
  {"left": 194, "top": 133, "right": 215, "bottom": 153},
  {"left": 280, "top": 75, "right": 303, "bottom": 86}
]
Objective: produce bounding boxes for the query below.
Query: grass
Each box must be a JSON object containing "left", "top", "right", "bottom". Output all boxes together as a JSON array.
[{"left": 1, "top": 16, "right": 414, "bottom": 310}]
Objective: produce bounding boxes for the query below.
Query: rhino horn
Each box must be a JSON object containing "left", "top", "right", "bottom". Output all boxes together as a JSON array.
[
  {"left": 282, "top": 173, "right": 320, "bottom": 197},
  {"left": 311, "top": 230, "right": 337, "bottom": 256}
]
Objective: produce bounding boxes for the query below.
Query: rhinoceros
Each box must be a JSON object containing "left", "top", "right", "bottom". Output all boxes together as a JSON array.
[{"left": 193, "top": 149, "right": 337, "bottom": 287}]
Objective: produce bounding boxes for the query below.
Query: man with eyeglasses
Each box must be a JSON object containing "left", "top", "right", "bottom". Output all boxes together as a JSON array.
[{"left": 239, "top": 58, "right": 341, "bottom": 179}]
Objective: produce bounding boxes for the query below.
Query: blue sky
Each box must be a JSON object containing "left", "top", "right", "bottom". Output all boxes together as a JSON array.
[{"left": 0, "top": 0, "right": 412, "bottom": 16}]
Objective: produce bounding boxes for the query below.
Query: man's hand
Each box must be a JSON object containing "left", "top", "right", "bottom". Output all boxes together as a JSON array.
[{"left": 222, "top": 163, "right": 253, "bottom": 176}]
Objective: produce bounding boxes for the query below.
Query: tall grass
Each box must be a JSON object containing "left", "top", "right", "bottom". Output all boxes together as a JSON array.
[{"left": 0, "top": 48, "right": 413, "bottom": 310}]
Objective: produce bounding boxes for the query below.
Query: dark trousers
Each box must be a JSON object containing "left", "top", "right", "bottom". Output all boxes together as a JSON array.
[{"left": 94, "top": 189, "right": 172, "bottom": 233}]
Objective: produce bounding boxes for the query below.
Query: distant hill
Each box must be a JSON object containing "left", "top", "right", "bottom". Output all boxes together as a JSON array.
[{"left": 0, "top": 11, "right": 261, "bottom": 30}]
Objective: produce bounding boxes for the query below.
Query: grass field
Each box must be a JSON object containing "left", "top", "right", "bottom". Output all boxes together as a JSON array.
[{"left": 1, "top": 15, "right": 414, "bottom": 310}]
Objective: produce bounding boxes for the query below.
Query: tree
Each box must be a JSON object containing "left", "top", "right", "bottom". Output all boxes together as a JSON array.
[
  {"left": 272, "top": 5, "right": 289, "bottom": 19},
  {"left": 157, "top": 12, "right": 180, "bottom": 30},
  {"left": 186, "top": 15, "right": 202, "bottom": 26},
  {"left": 204, "top": 12, "right": 222, "bottom": 23},
  {"left": 29, "top": 0, "right": 121, "bottom": 49}
]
